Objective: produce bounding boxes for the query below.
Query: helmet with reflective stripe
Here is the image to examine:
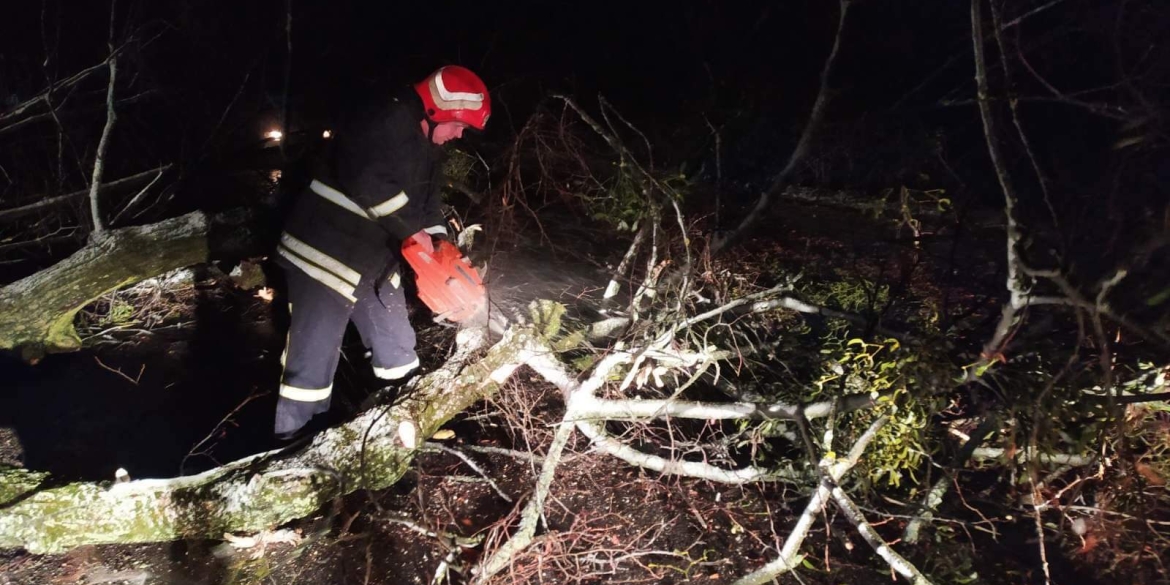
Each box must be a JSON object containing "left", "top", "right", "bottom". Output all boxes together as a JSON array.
[{"left": 414, "top": 66, "right": 491, "bottom": 131}]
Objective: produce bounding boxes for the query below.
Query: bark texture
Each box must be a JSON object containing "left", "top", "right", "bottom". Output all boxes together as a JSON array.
[
  {"left": 0, "top": 324, "right": 528, "bottom": 554},
  {"left": 0, "top": 211, "right": 210, "bottom": 360}
]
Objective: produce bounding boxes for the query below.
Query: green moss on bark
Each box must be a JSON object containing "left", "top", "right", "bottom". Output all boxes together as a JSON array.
[
  {"left": 0, "top": 212, "right": 210, "bottom": 357},
  {"left": 0, "top": 323, "right": 535, "bottom": 554}
]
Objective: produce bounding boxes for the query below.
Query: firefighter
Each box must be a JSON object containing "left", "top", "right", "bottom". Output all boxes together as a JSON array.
[{"left": 272, "top": 65, "right": 490, "bottom": 440}]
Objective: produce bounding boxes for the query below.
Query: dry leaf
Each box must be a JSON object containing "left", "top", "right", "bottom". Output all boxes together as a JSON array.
[
  {"left": 1135, "top": 462, "right": 1165, "bottom": 486},
  {"left": 431, "top": 429, "right": 456, "bottom": 440}
]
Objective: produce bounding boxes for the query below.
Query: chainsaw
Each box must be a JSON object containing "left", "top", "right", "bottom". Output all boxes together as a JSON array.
[{"left": 400, "top": 232, "right": 486, "bottom": 323}]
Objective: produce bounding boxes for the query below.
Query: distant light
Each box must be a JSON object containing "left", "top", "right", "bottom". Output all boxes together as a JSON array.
[
  {"left": 265, "top": 129, "right": 283, "bottom": 142},
  {"left": 322, "top": 129, "right": 333, "bottom": 139}
]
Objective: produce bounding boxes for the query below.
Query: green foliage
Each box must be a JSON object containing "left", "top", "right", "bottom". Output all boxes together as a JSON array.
[
  {"left": 583, "top": 164, "right": 692, "bottom": 231},
  {"left": 590, "top": 166, "right": 644, "bottom": 230},
  {"left": 801, "top": 273, "right": 889, "bottom": 315},
  {"left": 441, "top": 148, "right": 477, "bottom": 188},
  {"left": 852, "top": 387, "right": 928, "bottom": 488},
  {"left": 97, "top": 296, "right": 137, "bottom": 327},
  {"left": 873, "top": 185, "right": 952, "bottom": 235},
  {"left": 813, "top": 335, "right": 935, "bottom": 488}
]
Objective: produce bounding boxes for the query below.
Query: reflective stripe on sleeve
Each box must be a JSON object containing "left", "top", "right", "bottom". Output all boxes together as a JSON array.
[
  {"left": 279, "top": 383, "right": 333, "bottom": 402},
  {"left": 310, "top": 180, "right": 369, "bottom": 219},
  {"left": 368, "top": 191, "right": 409, "bottom": 217},
  {"left": 279, "top": 233, "right": 361, "bottom": 286},
  {"left": 373, "top": 357, "right": 420, "bottom": 380},
  {"left": 276, "top": 246, "right": 358, "bottom": 303},
  {"left": 423, "top": 224, "right": 448, "bottom": 236}
]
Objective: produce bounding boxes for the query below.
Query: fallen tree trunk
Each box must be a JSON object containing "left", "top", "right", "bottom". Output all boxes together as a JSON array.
[
  {"left": 0, "top": 208, "right": 259, "bottom": 360},
  {"left": 0, "top": 212, "right": 208, "bottom": 360},
  {"left": 0, "top": 323, "right": 530, "bottom": 554}
]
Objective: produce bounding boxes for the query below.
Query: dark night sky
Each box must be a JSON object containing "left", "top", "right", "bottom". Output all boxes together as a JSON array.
[
  {"left": 1, "top": 0, "right": 1166, "bottom": 217},
  {"left": 1, "top": 0, "right": 969, "bottom": 136}
]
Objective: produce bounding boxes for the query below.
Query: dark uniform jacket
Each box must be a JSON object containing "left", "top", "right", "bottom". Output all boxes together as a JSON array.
[{"left": 275, "top": 90, "right": 447, "bottom": 304}]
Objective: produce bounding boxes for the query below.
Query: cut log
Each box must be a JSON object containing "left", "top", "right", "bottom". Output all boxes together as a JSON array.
[{"left": 0, "top": 324, "right": 531, "bottom": 554}]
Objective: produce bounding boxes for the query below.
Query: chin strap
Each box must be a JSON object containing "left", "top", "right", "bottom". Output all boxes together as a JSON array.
[{"left": 424, "top": 117, "right": 437, "bottom": 141}]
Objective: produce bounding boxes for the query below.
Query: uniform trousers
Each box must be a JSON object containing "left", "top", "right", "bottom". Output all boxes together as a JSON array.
[{"left": 274, "top": 266, "right": 419, "bottom": 437}]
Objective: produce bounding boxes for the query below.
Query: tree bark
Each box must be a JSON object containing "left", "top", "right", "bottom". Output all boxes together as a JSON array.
[
  {"left": 0, "top": 211, "right": 211, "bottom": 360},
  {"left": 0, "top": 324, "right": 529, "bottom": 554}
]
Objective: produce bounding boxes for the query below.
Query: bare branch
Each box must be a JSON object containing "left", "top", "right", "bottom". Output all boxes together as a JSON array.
[
  {"left": 0, "top": 61, "right": 109, "bottom": 127},
  {"left": 87, "top": 0, "right": 120, "bottom": 239},
  {"left": 0, "top": 89, "right": 157, "bottom": 138},
  {"left": 713, "top": 0, "right": 850, "bottom": 255},
  {"left": 575, "top": 419, "right": 802, "bottom": 485},
  {"left": 474, "top": 418, "right": 575, "bottom": 583},
  {"left": 602, "top": 222, "right": 647, "bottom": 301},
  {"left": 937, "top": 95, "right": 1128, "bottom": 119},
  {"left": 970, "top": 447, "right": 1092, "bottom": 467},
  {"left": 0, "top": 166, "right": 172, "bottom": 223},
  {"left": 420, "top": 442, "right": 513, "bottom": 503},
  {"left": 894, "top": 0, "right": 1078, "bottom": 112},
  {"left": 1000, "top": 0, "right": 1070, "bottom": 29},
  {"left": 110, "top": 166, "right": 168, "bottom": 226},
  {"left": 566, "top": 392, "right": 877, "bottom": 424},
  {"left": 0, "top": 233, "right": 78, "bottom": 254},
  {"left": 829, "top": 486, "right": 935, "bottom": 584},
  {"left": 904, "top": 416, "right": 998, "bottom": 543},
  {"left": 599, "top": 95, "right": 654, "bottom": 172},
  {"left": 733, "top": 416, "right": 889, "bottom": 585}
]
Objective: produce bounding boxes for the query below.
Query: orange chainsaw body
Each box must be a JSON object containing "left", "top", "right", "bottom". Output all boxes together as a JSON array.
[{"left": 400, "top": 232, "right": 486, "bottom": 322}]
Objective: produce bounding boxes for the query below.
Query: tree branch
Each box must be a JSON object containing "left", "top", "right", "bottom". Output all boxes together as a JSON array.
[
  {"left": 0, "top": 166, "right": 172, "bottom": 224},
  {"left": 732, "top": 416, "right": 889, "bottom": 585},
  {"left": 574, "top": 419, "right": 802, "bottom": 484},
  {"left": 602, "top": 222, "right": 647, "bottom": 301},
  {"left": 86, "top": 0, "right": 120, "bottom": 240},
  {"left": 474, "top": 417, "right": 576, "bottom": 582},
  {"left": 903, "top": 416, "right": 998, "bottom": 543},
  {"left": 713, "top": 0, "right": 850, "bottom": 255},
  {"left": 829, "top": 485, "right": 934, "bottom": 584},
  {"left": 0, "top": 322, "right": 523, "bottom": 553},
  {"left": 566, "top": 392, "right": 876, "bottom": 423}
]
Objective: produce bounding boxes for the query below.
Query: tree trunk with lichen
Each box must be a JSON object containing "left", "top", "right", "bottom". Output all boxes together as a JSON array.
[
  {"left": 0, "top": 212, "right": 210, "bottom": 361},
  {"left": 0, "top": 324, "right": 531, "bottom": 554},
  {"left": 0, "top": 209, "right": 262, "bottom": 362}
]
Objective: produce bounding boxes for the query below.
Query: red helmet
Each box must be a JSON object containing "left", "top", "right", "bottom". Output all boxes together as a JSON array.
[{"left": 414, "top": 66, "right": 491, "bottom": 131}]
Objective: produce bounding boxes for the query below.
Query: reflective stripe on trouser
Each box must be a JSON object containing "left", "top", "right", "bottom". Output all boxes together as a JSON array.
[
  {"left": 276, "top": 267, "right": 420, "bottom": 436},
  {"left": 352, "top": 270, "right": 418, "bottom": 380}
]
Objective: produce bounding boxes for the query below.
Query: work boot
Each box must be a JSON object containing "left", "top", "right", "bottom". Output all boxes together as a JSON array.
[{"left": 273, "top": 396, "right": 331, "bottom": 443}]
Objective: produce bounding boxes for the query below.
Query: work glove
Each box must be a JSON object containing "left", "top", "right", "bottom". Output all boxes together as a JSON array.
[
  {"left": 430, "top": 230, "right": 451, "bottom": 252},
  {"left": 407, "top": 229, "right": 458, "bottom": 256}
]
